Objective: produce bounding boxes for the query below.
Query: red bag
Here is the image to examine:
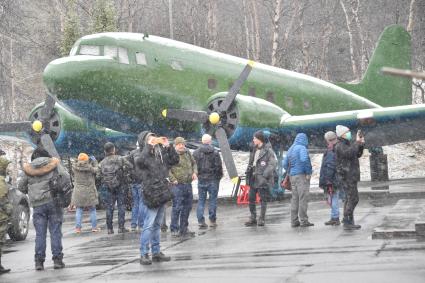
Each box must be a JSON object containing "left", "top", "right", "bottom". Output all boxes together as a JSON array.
[{"left": 280, "top": 175, "right": 291, "bottom": 191}]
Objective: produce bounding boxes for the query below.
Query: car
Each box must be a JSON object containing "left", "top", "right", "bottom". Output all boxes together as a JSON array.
[{"left": 6, "top": 177, "right": 30, "bottom": 241}]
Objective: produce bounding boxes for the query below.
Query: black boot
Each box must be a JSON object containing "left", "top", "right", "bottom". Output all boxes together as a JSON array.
[
  {"left": 35, "top": 260, "right": 44, "bottom": 271},
  {"left": 343, "top": 216, "right": 361, "bottom": 230},
  {"left": 53, "top": 258, "right": 65, "bottom": 269},
  {"left": 0, "top": 256, "right": 11, "bottom": 275},
  {"left": 244, "top": 216, "right": 257, "bottom": 226}
]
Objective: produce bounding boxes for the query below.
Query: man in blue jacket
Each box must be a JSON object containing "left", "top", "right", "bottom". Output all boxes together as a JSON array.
[{"left": 283, "top": 133, "right": 313, "bottom": 227}]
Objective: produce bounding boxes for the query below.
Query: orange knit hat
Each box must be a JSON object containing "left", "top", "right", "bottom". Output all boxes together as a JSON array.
[{"left": 78, "top": 153, "right": 89, "bottom": 161}]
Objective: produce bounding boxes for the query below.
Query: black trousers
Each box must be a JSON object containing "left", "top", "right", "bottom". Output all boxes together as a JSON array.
[
  {"left": 342, "top": 181, "right": 359, "bottom": 218},
  {"left": 248, "top": 187, "right": 268, "bottom": 218}
]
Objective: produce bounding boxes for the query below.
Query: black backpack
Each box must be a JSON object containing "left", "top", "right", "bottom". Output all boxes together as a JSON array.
[
  {"left": 49, "top": 167, "right": 72, "bottom": 208},
  {"left": 101, "top": 159, "right": 121, "bottom": 189}
]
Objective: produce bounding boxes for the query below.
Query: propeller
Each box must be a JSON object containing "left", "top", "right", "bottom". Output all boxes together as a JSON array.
[
  {"left": 0, "top": 92, "right": 60, "bottom": 158},
  {"left": 162, "top": 60, "right": 255, "bottom": 183}
]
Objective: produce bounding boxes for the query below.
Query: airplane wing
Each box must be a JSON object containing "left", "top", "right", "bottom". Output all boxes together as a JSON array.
[{"left": 280, "top": 104, "right": 425, "bottom": 149}]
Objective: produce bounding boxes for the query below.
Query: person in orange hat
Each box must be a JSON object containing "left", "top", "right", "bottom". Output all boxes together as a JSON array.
[{"left": 71, "top": 153, "right": 100, "bottom": 233}]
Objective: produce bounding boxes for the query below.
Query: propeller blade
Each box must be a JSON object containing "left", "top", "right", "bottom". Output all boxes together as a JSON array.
[
  {"left": 215, "top": 127, "right": 239, "bottom": 183},
  {"left": 163, "top": 109, "right": 209, "bottom": 123},
  {"left": 40, "top": 93, "right": 57, "bottom": 122},
  {"left": 40, "top": 133, "right": 60, "bottom": 158},
  {"left": 219, "top": 60, "right": 254, "bottom": 112},
  {"left": 0, "top": 121, "right": 32, "bottom": 132}
]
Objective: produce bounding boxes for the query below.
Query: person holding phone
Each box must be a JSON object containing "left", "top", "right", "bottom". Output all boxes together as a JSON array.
[{"left": 335, "top": 125, "right": 365, "bottom": 230}]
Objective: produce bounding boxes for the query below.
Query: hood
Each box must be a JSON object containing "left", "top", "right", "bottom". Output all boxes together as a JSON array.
[
  {"left": 23, "top": 157, "right": 60, "bottom": 177},
  {"left": 74, "top": 160, "right": 92, "bottom": 171},
  {"left": 138, "top": 131, "right": 155, "bottom": 150},
  {"left": 199, "top": 144, "right": 214, "bottom": 154},
  {"left": 294, "top": 133, "right": 309, "bottom": 147}
]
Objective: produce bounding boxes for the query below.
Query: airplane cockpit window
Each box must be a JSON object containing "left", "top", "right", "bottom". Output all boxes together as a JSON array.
[
  {"left": 303, "top": 99, "right": 312, "bottom": 111},
  {"left": 79, "top": 45, "right": 100, "bottom": 56},
  {"left": 118, "top": 47, "right": 129, "bottom": 64},
  {"left": 285, "top": 96, "right": 294, "bottom": 109},
  {"left": 170, "top": 60, "right": 183, "bottom": 71},
  {"left": 136, "top": 52, "right": 147, "bottom": 65},
  {"left": 208, "top": 78, "right": 217, "bottom": 90},
  {"left": 249, "top": 87, "right": 256, "bottom": 97},
  {"left": 266, "top": 91, "right": 275, "bottom": 103},
  {"left": 104, "top": 46, "right": 118, "bottom": 59}
]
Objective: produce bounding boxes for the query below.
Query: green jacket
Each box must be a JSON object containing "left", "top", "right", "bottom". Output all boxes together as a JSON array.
[
  {"left": 71, "top": 160, "right": 99, "bottom": 207},
  {"left": 0, "top": 156, "right": 10, "bottom": 199},
  {"left": 169, "top": 150, "right": 197, "bottom": 184}
]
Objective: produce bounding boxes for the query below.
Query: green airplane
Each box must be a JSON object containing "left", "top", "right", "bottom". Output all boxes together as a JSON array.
[{"left": 0, "top": 24, "right": 423, "bottom": 183}]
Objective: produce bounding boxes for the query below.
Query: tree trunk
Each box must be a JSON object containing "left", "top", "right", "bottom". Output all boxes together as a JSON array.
[
  {"left": 407, "top": 0, "right": 416, "bottom": 34},
  {"left": 271, "top": 0, "right": 283, "bottom": 66},
  {"left": 340, "top": 0, "right": 359, "bottom": 80}
]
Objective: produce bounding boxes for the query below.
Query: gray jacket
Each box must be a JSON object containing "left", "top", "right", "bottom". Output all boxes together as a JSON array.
[{"left": 18, "top": 157, "right": 62, "bottom": 207}]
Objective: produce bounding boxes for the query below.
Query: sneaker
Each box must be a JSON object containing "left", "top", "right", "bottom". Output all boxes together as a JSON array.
[
  {"left": 343, "top": 223, "right": 361, "bottom": 230},
  {"left": 209, "top": 220, "right": 218, "bottom": 228},
  {"left": 199, "top": 222, "right": 208, "bottom": 230},
  {"left": 325, "top": 219, "right": 340, "bottom": 226},
  {"left": 291, "top": 221, "right": 301, "bottom": 228},
  {"left": 171, "top": 231, "right": 180, "bottom": 238},
  {"left": 75, "top": 227, "right": 81, "bottom": 234},
  {"left": 257, "top": 218, "right": 265, "bottom": 226},
  {"left": 130, "top": 226, "right": 137, "bottom": 232},
  {"left": 92, "top": 227, "right": 101, "bottom": 232},
  {"left": 181, "top": 230, "right": 196, "bottom": 239},
  {"left": 118, "top": 227, "right": 129, "bottom": 234},
  {"left": 244, "top": 219, "right": 257, "bottom": 227},
  {"left": 300, "top": 221, "right": 314, "bottom": 227},
  {"left": 140, "top": 254, "right": 152, "bottom": 265},
  {"left": 35, "top": 261, "right": 44, "bottom": 271},
  {"left": 53, "top": 259, "right": 65, "bottom": 269},
  {"left": 107, "top": 229, "right": 114, "bottom": 234},
  {"left": 152, "top": 252, "right": 171, "bottom": 262},
  {"left": 161, "top": 224, "right": 168, "bottom": 233}
]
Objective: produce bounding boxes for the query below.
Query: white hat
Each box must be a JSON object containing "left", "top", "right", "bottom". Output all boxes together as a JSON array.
[
  {"left": 324, "top": 131, "right": 337, "bottom": 142},
  {"left": 336, "top": 125, "right": 350, "bottom": 137}
]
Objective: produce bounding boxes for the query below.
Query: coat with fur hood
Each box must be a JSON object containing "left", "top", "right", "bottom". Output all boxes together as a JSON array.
[
  {"left": 71, "top": 160, "right": 99, "bottom": 207},
  {"left": 18, "top": 157, "right": 60, "bottom": 207}
]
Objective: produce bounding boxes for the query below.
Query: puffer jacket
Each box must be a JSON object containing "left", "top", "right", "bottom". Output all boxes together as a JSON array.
[
  {"left": 71, "top": 160, "right": 99, "bottom": 207},
  {"left": 246, "top": 142, "right": 277, "bottom": 189},
  {"left": 319, "top": 145, "right": 337, "bottom": 189},
  {"left": 169, "top": 150, "right": 197, "bottom": 184},
  {"left": 283, "top": 133, "right": 312, "bottom": 176},
  {"left": 335, "top": 138, "right": 364, "bottom": 183},
  {"left": 18, "top": 157, "right": 60, "bottom": 207}
]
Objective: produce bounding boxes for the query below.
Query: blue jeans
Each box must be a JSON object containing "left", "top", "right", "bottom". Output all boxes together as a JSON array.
[
  {"left": 105, "top": 186, "right": 126, "bottom": 230},
  {"left": 330, "top": 190, "right": 346, "bottom": 219},
  {"left": 75, "top": 206, "right": 97, "bottom": 229},
  {"left": 140, "top": 204, "right": 165, "bottom": 256},
  {"left": 170, "top": 184, "right": 193, "bottom": 234},
  {"left": 196, "top": 180, "right": 219, "bottom": 223},
  {"left": 33, "top": 202, "right": 63, "bottom": 261},
  {"left": 131, "top": 183, "right": 145, "bottom": 229}
]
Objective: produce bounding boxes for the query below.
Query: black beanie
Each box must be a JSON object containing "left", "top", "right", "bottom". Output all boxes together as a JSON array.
[
  {"left": 104, "top": 142, "right": 115, "bottom": 153},
  {"left": 254, "top": 130, "right": 265, "bottom": 143},
  {"left": 31, "top": 147, "right": 51, "bottom": 161}
]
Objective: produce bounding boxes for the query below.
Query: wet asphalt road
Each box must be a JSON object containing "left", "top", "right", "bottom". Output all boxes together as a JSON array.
[{"left": 2, "top": 194, "right": 425, "bottom": 283}]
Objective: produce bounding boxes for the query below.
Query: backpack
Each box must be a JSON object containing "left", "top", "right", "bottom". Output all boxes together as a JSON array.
[
  {"left": 49, "top": 167, "right": 72, "bottom": 208},
  {"left": 196, "top": 150, "right": 219, "bottom": 179},
  {"left": 101, "top": 159, "right": 121, "bottom": 189}
]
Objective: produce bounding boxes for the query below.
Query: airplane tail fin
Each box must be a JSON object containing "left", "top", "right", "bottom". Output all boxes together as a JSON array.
[{"left": 336, "top": 25, "right": 412, "bottom": 107}]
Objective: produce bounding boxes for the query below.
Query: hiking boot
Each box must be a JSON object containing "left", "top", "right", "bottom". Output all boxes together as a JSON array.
[
  {"left": 118, "top": 227, "right": 129, "bottom": 234},
  {"left": 53, "top": 258, "right": 65, "bottom": 269},
  {"left": 75, "top": 227, "right": 81, "bottom": 234},
  {"left": 325, "top": 219, "right": 340, "bottom": 226},
  {"left": 35, "top": 261, "right": 44, "bottom": 271},
  {"left": 199, "top": 222, "right": 208, "bottom": 230},
  {"left": 140, "top": 254, "right": 152, "bottom": 265},
  {"left": 107, "top": 229, "right": 114, "bottom": 234},
  {"left": 161, "top": 224, "right": 168, "bottom": 233},
  {"left": 0, "top": 258, "right": 11, "bottom": 274},
  {"left": 92, "top": 227, "right": 101, "bottom": 232},
  {"left": 209, "top": 220, "right": 218, "bottom": 228},
  {"left": 300, "top": 221, "right": 314, "bottom": 227},
  {"left": 291, "top": 221, "right": 301, "bottom": 228},
  {"left": 343, "top": 216, "right": 361, "bottom": 230},
  {"left": 244, "top": 218, "right": 257, "bottom": 227},
  {"left": 257, "top": 218, "right": 265, "bottom": 226},
  {"left": 152, "top": 252, "right": 171, "bottom": 262},
  {"left": 171, "top": 231, "right": 180, "bottom": 238}
]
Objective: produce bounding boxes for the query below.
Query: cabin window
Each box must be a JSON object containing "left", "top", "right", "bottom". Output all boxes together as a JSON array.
[
  {"left": 170, "top": 60, "right": 183, "bottom": 71},
  {"left": 303, "top": 99, "right": 312, "bottom": 111},
  {"left": 118, "top": 47, "right": 129, "bottom": 64},
  {"left": 248, "top": 87, "right": 256, "bottom": 97},
  {"left": 266, "top": 91, "right": 275, "bottom": 103},
  {"left": 104, "top": 46, "right": 118, "bottom": 58},
  {"left": 285, "top": 96, "right": 294, "bottom": 109},
  {"left": 70, "top": 44, "right": 79, "bottom": 56},
  {"left": 208, "top": 78, "right": 217, "bottom": 90},
  {"left": 79, "top": 45, "right": 100, "bottom": 56},
  {"left": 136, "top": 52, "right": 147, "bottom": 65}
]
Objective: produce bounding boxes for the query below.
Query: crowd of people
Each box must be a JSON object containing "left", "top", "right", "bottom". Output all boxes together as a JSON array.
[{"left": 0, "top": 124, "right": 365, "bottom": 273}]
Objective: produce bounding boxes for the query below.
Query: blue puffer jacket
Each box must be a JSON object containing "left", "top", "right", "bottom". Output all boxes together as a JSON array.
[{"left": 283, "top": 133, "right": 312, "bottom": 176}]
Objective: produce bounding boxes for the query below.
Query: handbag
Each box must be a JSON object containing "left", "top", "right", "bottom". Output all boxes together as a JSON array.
[
  {"left": 280, "top": 161, "right": 291, "bottom": 191},
  {"left": 142, "top": 179, "right": 172, "bottom": 209}
]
